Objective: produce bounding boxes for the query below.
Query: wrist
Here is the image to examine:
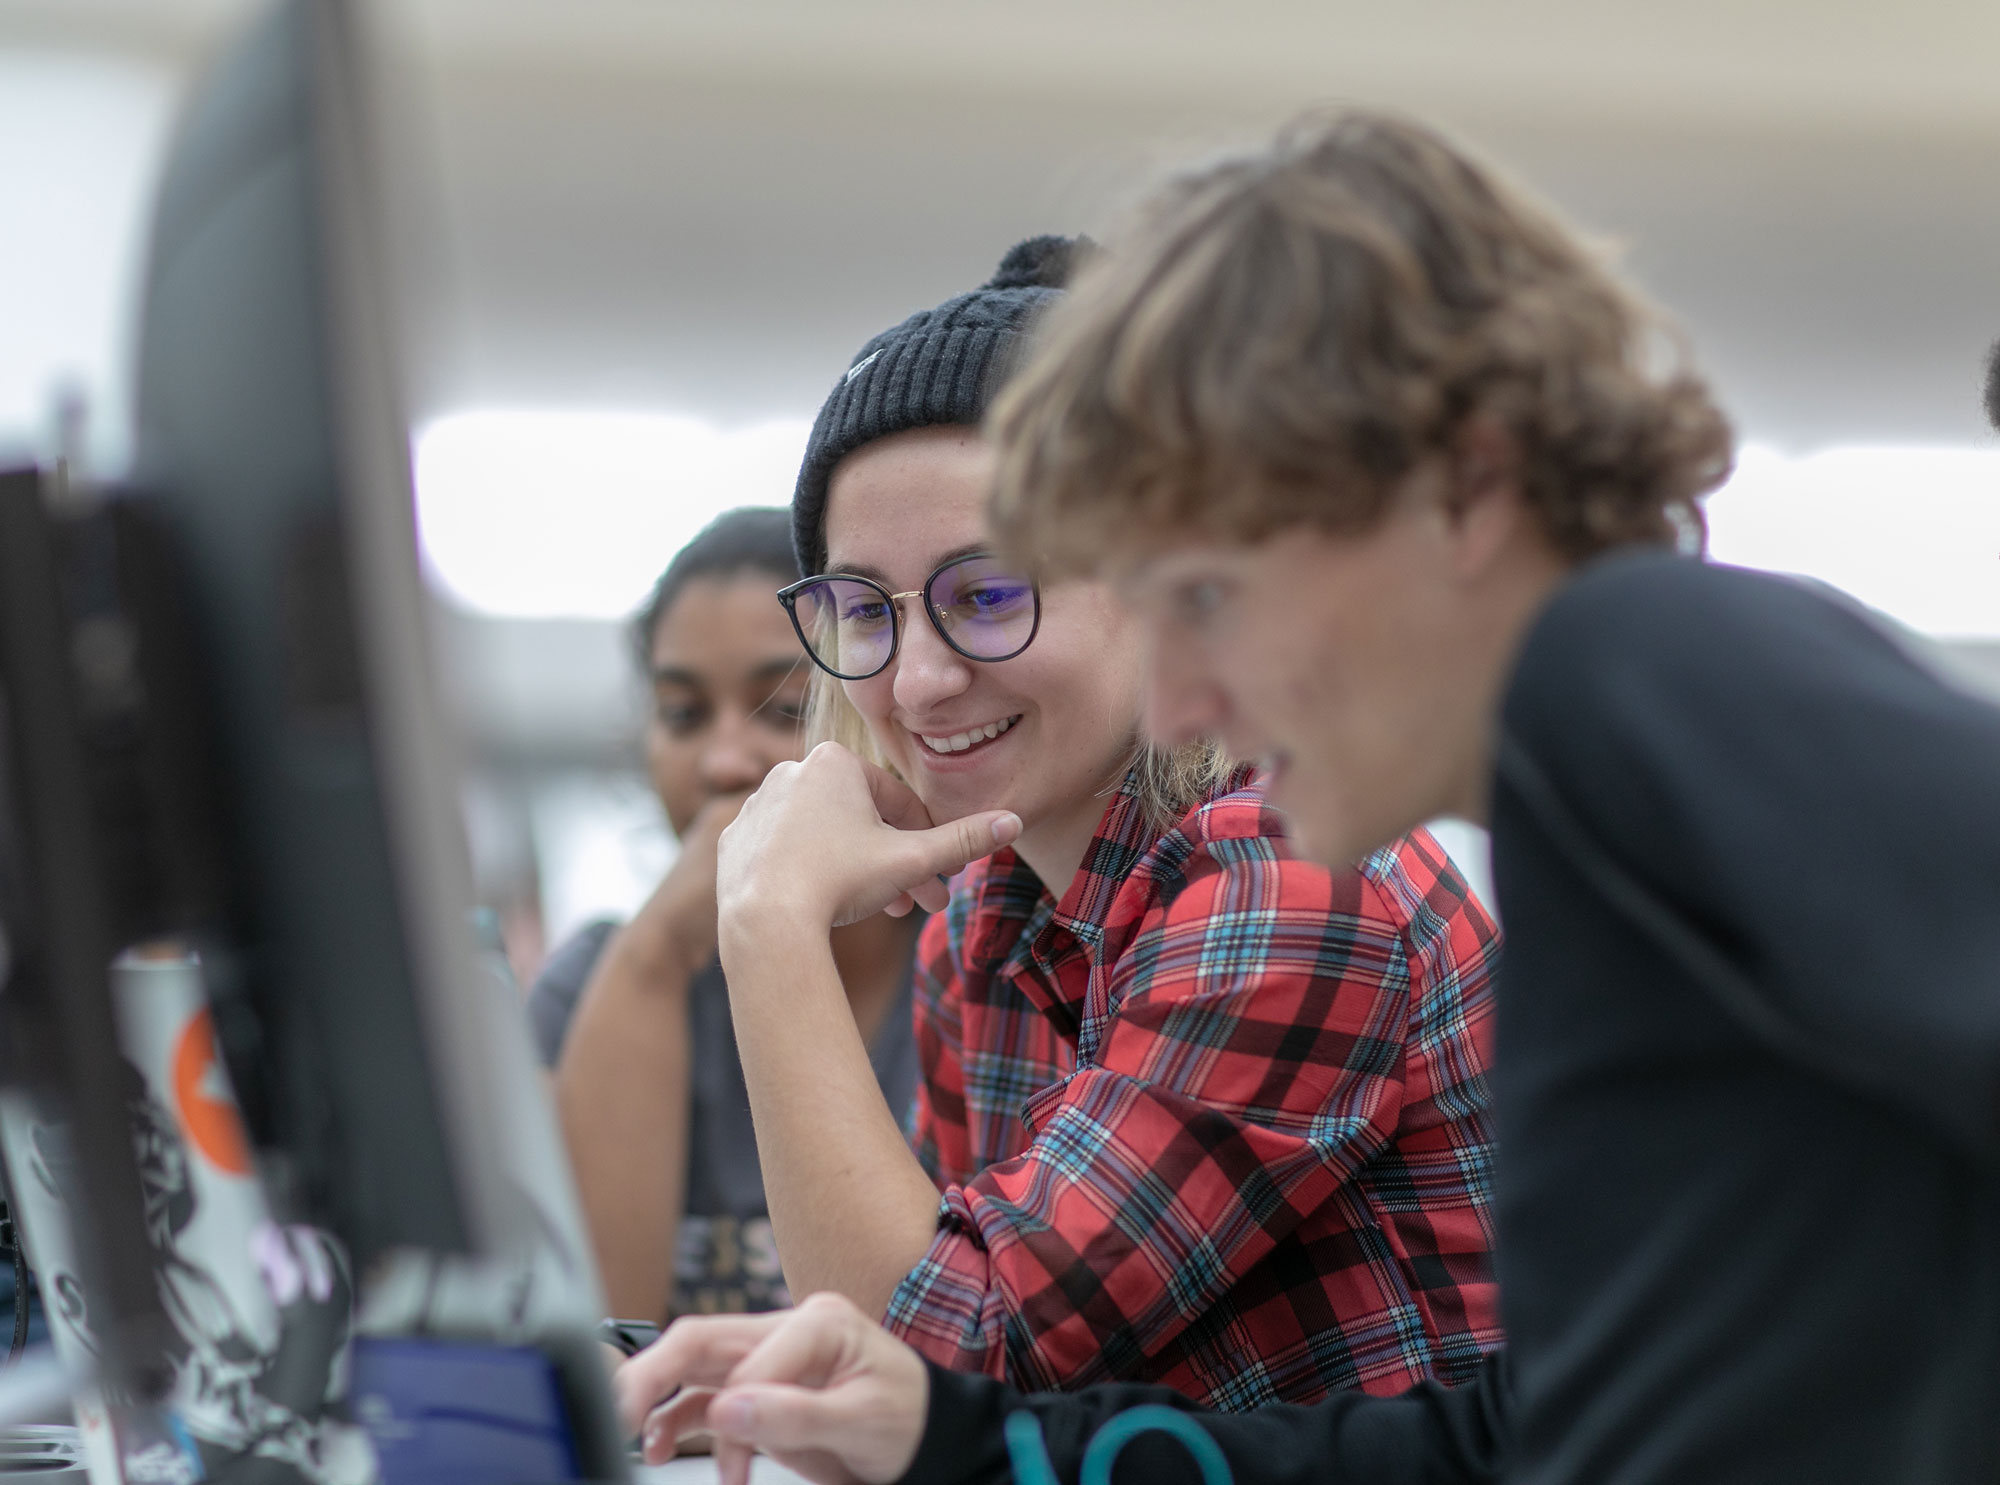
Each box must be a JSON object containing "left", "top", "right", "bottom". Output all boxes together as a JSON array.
[
  {"left": 717, "top": 906, "right": 830, "bottom": 984},
  {"left": 719, "top": 900, "right": 822, "bottom": 947},
  {"left": 718, "top": 882, "right": 828, "bottom": 943}
]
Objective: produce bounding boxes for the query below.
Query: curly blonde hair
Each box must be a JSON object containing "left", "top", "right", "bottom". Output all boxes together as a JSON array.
[{"left": 988, "top": 109, "right": 1733, "bottom": 571}]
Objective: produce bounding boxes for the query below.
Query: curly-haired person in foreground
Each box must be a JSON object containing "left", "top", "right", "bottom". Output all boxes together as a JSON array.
[{"left": 616, "top": 112, "right": 2000, "bottom": 1485}]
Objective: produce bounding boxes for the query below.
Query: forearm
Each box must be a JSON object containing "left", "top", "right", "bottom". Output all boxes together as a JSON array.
[
  {"left": 556, "top": 926, "right": 702, "bottom": 1321},
  {"left": 722, "top": 918, "right": 942, "bottom": 1316},
  {"left": 904, "top": 1349, "right": 1511, "bottom": 1485}
]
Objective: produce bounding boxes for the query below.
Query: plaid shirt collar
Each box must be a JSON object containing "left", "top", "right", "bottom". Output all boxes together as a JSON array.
[{"left": 959, "top": 765, "right": 1238, "bottom": 1030}]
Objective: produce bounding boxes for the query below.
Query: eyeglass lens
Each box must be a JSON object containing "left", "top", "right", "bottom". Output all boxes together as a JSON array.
[{"left": 788, "top": 554, "right": 1036, "bottom": 679}]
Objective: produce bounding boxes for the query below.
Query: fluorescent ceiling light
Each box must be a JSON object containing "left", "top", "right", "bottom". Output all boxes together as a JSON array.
[
  {"left": 1705, "top": 444, "right": 2000, "bottom": 639},
  {"left": 414, "top": 409, "right": 812, "bottom": 620},
  {"left": 416, "top": 414, "right": 2000, "bottom": 637}
]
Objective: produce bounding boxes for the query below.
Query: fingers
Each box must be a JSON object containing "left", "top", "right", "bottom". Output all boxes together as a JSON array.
[
  {"left": 846, "top": 810, "right": 1015, "bottom": 925},
  {"left": 908, "top": 812, "right": 1021, "bottom": 884},
  {"left": 859, "top": 755, "right": 936, "bottom": 833},
  {"left": 708, "top": 1383, "right": 859, "bottom": 1460},
  {"left": 720, "top": 1292, "right": 863, "bottom": 1390},
  {"left": 713, "top": 1435, "right": 758, "bottom": 1485},
  {"left": 762, "top": 743, "right": 1021, "bottom": 925},
  {"left": 691, "top": 1297, "right": 930, "bottom": 1485},
  {"left": 641, "top": 1386, "right": 716, "bottom": 1464},
  {"left": 613, "top": 1312, "right": 790, "bottom": 1435},
  {"left": 625, "top": 1299, "right": 865, "bottom": 1446}
]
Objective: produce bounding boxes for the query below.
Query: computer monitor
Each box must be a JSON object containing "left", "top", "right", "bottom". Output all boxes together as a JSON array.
[
  {"left": 0, "top": 2, "right": 628, "bottom": 1471},
  {"left": 125, "top": 0, "right": 600, "bottom": 1292}
]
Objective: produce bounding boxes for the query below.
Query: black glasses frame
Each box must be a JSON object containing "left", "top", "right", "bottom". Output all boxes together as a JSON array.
[{"left": 775, "top": 552, "right": 1042, "bottom": 681}]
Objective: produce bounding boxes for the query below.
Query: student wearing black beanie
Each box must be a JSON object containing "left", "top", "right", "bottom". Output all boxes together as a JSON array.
[{"left": 690, "top": 238, "right": 1505, "bottom": 1415}]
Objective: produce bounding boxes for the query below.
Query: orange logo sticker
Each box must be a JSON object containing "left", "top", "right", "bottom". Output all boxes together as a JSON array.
[{"left": 172, "top": 1011, "right": 252, "bottom": 1176}]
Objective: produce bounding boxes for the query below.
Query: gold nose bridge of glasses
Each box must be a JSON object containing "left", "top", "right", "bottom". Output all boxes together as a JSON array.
[{"left": 888, "top": 590, "right": 951, "bottom": 624}]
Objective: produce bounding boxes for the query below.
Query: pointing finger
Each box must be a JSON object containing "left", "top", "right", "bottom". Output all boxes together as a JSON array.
[{"left": 906, "top": 812, "right": 1021, "bottom": 886}]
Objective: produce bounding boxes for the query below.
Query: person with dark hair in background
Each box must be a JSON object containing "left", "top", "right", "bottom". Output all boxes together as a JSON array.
[
  {"left": 614, "top": 118, "right": 2000, "bottom": 1484},
  {"left": 537, "top": 507, "right": 922, "bottom": 1323}
]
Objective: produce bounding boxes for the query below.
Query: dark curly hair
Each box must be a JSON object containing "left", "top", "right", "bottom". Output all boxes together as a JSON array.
[{"left": 991, "top": 110, "right": 1734, "bottom": 568}]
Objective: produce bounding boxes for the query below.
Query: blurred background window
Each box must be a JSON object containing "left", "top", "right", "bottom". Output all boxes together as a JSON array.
[{"left": 6, "top": 0, "right": 1998, "bottom": 980}]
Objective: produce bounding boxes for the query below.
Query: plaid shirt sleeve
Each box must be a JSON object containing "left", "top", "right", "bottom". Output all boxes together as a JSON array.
[
  {"left": 906, "top": 906, "right": 970, "bottom": 1187},
  {"left": 882, "top": 832, "right": 1440, "bottom": 1392}
]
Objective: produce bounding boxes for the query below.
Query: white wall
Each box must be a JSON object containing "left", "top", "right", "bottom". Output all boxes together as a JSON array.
[{"left": 0, "top": 49, "right": 176, "bottom": 471}]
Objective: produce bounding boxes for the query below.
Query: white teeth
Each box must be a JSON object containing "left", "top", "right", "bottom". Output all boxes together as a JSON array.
[{"left": 920, "top": 715, "right": 1017, "bottom": 754}]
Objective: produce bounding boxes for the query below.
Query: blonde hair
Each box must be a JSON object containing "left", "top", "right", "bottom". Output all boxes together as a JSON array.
[
  {"left": 803, "top": 667, "right": 1232, "bottom": 835},
  {"left": 988, "top": 109, "right": 1733, "bottom": 572}
]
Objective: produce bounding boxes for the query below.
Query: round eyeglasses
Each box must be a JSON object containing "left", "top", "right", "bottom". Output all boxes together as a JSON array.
[{"left": 776, "top": 552, "right": 1041, "bottom": 681}]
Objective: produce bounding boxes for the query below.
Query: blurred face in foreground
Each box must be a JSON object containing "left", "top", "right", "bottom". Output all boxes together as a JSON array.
[{"left": 1115, "top": 455, "right": 1568, "bottom": 867}]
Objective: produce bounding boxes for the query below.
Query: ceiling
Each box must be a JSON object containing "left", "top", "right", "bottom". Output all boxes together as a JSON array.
[
  {"left": 8, "top": 0, "right": 1998, "bottom": 767},
  {"left": 14, "top": 0, "right": 2000, "bottom": 133},
  {"left": 9, "top": 0, "right": 1999, "bottom": 449}
]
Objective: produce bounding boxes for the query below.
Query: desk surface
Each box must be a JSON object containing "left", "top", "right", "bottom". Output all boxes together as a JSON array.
[{"left": 636, "top": 1456, "right": 813, "bottom": 1484}]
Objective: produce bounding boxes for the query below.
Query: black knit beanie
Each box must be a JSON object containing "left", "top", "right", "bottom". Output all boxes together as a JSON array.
[{"left": 791, "top": 234, "right": 1093, "bottom": 577}]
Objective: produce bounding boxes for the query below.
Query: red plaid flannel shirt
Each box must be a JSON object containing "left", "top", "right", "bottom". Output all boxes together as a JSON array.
[{"left": 886, "top": 768, "right": 1501, "bottom": 1409}]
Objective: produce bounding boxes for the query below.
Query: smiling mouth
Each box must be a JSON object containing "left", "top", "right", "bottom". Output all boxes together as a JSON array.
[{"left": 918, "top": 715, "right": 1021, "bottom": 755}]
